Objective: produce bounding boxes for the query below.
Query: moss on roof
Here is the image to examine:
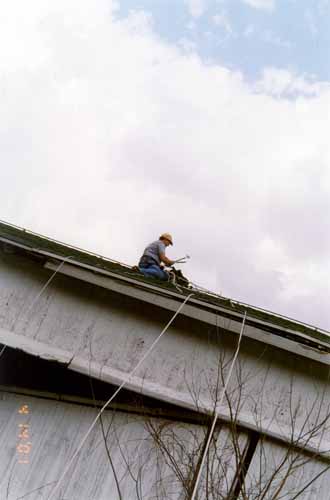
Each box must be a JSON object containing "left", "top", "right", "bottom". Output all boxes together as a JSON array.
[{"left": 0, "top": 220, "right": 329, "bottom": 350}]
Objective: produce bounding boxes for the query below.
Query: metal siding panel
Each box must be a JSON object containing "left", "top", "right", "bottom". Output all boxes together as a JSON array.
[
  {"left": 243, "top": 439, "right": 330, "bottom": 499},
  {"left": 197, "top": 425, "right": 250, "bottom": 499},
  {"left": 0, "top": 393, "right": 252, "bottom": 499},
  {"left": 0, "top": 393, "right": 204, "bottom": 500},
  {"left": 2, "top": 254, "right": 330, "bottom": 456}
]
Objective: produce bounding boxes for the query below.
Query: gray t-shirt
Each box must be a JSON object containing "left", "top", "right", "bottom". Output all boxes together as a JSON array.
[{"left": 141, "top": 240, "right": 166, "bottom": 265}]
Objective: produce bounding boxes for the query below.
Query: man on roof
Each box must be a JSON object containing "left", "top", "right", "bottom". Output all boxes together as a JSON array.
[{"left": 138, "top": 233, "right": 175, "bottom": 281}]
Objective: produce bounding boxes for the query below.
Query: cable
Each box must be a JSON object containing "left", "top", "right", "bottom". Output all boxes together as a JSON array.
[
  {"left": 46, "top": 292, "right": 195, "bottom": 500},
  {"left": 25, "top": 256, "right": 74, "bottom": 320},
  {"left": 0, "top": 345, "right": 6, "bottom": 359},
  {"left": 189, "top": 311, "right": 247, "bottom": 500}
]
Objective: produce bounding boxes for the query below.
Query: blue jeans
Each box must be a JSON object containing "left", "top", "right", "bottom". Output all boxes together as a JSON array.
[{"left": 139, "top": 264, "right": 168, "bottom": 281}]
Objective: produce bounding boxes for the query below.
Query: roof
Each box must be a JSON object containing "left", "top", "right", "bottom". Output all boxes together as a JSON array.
[{"left": 0, "top": 219, "right": 329, "bottom": 355}]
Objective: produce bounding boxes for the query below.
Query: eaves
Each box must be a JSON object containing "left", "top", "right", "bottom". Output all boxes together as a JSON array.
[{"left": 1, "top": 232, "right": 330, "bottom": 365}]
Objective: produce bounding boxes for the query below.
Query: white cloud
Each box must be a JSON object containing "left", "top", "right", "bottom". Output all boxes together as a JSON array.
[
  {"left": 242, "top": 0, "right": 275, "bottom": 11},
  {"left": 184, "top": 0, "right": 207, "bottom": 18},
  {"left": 256, "top": 67, "right": 330, "bottom": 97},
  {"left": 1, "top": 0, "right": 330, "bottom": 329},
  {"left": 179, "top": 38, "right": 198, "bottom": 52}
]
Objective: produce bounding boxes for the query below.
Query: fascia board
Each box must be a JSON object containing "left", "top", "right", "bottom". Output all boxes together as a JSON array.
[
  {"left": 1, "top": 235, "right": 329, "bottom": 358},
  {"left": 0, "top": 327, "right": 72, "bottom": 364},
  {"left": 1, "top": 235, "right": 327, "bottom": 337},
  {"left": 45, "top": 260, "right": 330, "bottom": 366},
  {"left": 1, "top": 235, "right": 328, "bottom": 343},
  {"left": 44, "top": 260, "right": 326, "bottom": 347}
]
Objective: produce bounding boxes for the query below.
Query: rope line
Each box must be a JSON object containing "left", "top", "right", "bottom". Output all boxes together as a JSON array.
[
  {"left": 25, "top": 257, "right": 74, "bottom": 320},
  {"left": 189, "top": 311, "right": 247, "bottom": 500},
  {"left": 47, "top": 292, "right": 195, "bottom": 500}
]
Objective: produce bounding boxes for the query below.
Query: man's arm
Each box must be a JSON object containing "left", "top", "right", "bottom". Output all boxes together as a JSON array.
[{"left": 159, "top": 252, "right": 174, "bottom": 266}]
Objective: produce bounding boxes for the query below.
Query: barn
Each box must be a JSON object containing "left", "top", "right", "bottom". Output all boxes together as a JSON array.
[{"left": 0, "top": 220, "right": 330, "bottom": 499}]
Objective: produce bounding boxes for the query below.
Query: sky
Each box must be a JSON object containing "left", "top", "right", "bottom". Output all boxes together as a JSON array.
[{"left": 0, "top": 0, "right": 330, "bottom": 329}]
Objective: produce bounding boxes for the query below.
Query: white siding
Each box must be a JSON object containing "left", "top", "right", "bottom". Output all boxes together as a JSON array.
[
  {"left": 243, "top": 439, "right": 330, "bottom": 499},
  {"left": 0, "top": 392, "right": 246, "bottom": 500},
  {"left": 197, "top": 425, "right": 249, "bottom": 499},
  {"left": 1, "top": 253, "right": 330, "bottom": 460}
]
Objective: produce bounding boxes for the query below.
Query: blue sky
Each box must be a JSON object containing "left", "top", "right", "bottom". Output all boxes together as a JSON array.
[{"left": 117, "top": 0, "right": 330, "bottom": 81}]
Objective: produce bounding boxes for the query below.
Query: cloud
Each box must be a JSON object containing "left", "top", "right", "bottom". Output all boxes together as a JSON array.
[
  {"left": 255, "top": 67, "right": 330, "bottom": 97},
  {"left": 1, "top": 0, "right": 330, "bottom": 330},
  {"left": 242, "top": 0, "right": 275, "bottom": 11}
]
